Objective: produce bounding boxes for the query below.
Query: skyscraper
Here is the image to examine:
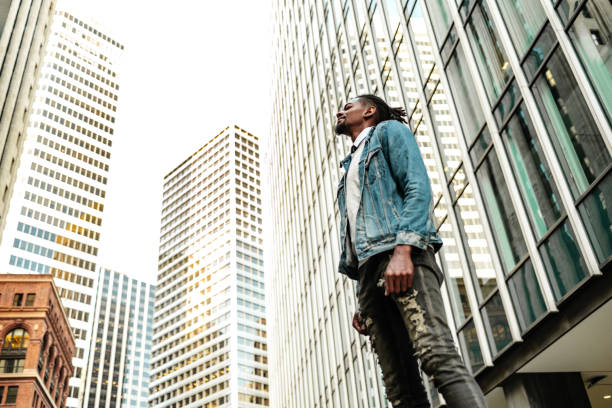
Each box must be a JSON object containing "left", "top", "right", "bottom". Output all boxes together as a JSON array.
[
  {"left": 82, "top": 268, "right": 154, "bottom": 408},
  {"left": 0, "top": 0, "right": 56, "bottom": 243},
  {"left": 269, "top": 0, "right": 611, "bottom": 407},
  {"left": 150, "top": 125, "right": 269, "bottom": 407},
  {"left": 0, "top": 9, "right": 123, "bottom": 407}
]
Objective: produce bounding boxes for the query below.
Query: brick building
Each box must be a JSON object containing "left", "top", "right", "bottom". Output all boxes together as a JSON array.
[{"left": 0, "top": 274, "right": 75, "bottom": 407}]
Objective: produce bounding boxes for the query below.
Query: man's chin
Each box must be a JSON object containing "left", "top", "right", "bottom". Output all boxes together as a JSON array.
[{"left": 334, "top": 123, "right": 348, "bottom": 135}]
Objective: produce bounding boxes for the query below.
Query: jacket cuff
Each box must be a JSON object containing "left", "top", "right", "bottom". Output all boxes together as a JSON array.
[{"left": 395, "top": 230, "right": 428, "bottom": 250}]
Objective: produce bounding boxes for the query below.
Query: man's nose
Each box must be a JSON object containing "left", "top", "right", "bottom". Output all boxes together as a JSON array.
[{"left": 336, "top": 111, "right": 343, "bottom": 118}]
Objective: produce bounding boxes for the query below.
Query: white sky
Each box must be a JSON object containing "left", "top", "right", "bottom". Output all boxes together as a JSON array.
[{"left": 59, "top": 0, "right": 273, "bottom": 283}]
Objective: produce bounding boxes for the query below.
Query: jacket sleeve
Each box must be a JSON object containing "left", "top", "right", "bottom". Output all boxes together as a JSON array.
[{"left": 380, "top": 120, "right": 432, "bottom": 250}]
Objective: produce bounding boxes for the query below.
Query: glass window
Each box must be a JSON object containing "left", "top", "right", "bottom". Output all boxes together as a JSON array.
[
  {"left": 577, "top": 172, "right": 612, "bottom": 266},
  {"left": 424, "top": 0, "right": 452, "bottom": 46},
  {"left": 495, "top": 0, "right": 547, "bottom": 56},
  {"left": 12, "top": 294, "right": 23, "bottom": 307},
  {"left": 539, "top": 221, "right": 589, "bottom": 301},
  {"left": 5, "top": 386, "right": 17, "bottom": 404},
  {"left": 438, "top": 218, "right": 472, "bottom": 324},
  {"left": 507, "top": 260, "right": 547, "bottom": 332},
  {"left": 481, "top": 292, "right": 513, "bottom": 354},
  {"left": 502, "top": 103, "right": 564, "bottom": 239},
  {"left": 458, "top": 319, "right": 484, "bottom": 373},
  {"left": 522, "top": 24, "right": 557, "bottom": 81},
  {"left": 25, "top": 294, "right": 35, "bottom": 307},
  {"left": 469, "top": 127, "right": 492, "bottom": 166},
  {"left": 562, "top": 0, "right": 612, "bottom": 124},
  {"left": 532, "top": 47, "right": 611, "bottom": 198},
  {"left": 476, "top": 149, "right": 528, "bottom": 273},
  {"left": 465, "top": 0, "right": 513, "bottom": 104},
  {"left": 446, "top": 44, "right": 485, "bottom": 144}
]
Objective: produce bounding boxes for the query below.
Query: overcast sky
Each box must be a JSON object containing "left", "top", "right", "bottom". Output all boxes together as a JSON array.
[{"left": 60, "top": 0, "right": 273, "bottom": 283}]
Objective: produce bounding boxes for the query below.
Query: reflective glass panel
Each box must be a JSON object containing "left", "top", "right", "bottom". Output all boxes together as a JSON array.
[
  {"left": 532, "top": 48, "right": 611, "bottom": 198},
  {"left": 577, "top": 171, "right": 612, "bottom": 265},
  {"left": 465, "top": 1, "right": 513, "bottom": 104},
  {"left": 439, "top": 218, "right": 472, "bottom": 324},
  {"left": 539, "top": 221, "right": 589, "bottom": 301},
  {"left": 507, "top": 260, "right": 547, "bottom": 332},
  {"left": 429, "top": 83, "right": 462, "bottom": 178},
  {"left": 445, "top": 44, "right": 486, "bottom": 144},
  {"left": 565, "top": 0, "right": 612, "bottom": 125},
  {"left": 458, "top": 319, "right": 484, "bottom": 373},
  {"left": 502, "top": 103, "right": 564, "bottom": 239},
  {"left": 469, "top": 127, "right": 492, "bottom": 166},
  {"left": 424, "top": 0, "right": 453, "bottom": 46},
  {"left": 454, "top": 185, "right": 497, "bottom": 302},
  {"left": 476, "top": 149, "right": 528, "bottom": 273},
  {"left": 494, "top": 80, "right": 521, "bottom": 127},
  {"left": 495, "top": 0, "right": 547, "bottom": 56},
  {"left": 481, "top": 292, "right": 513, "bottom": 354},
  {"left": 522, "top": 24, "right": 557, "bottom": 81}
]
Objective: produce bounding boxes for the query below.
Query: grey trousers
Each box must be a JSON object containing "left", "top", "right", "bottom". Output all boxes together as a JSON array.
[{"left": 357, "top": 249, "right": 487, "bottom": 408}]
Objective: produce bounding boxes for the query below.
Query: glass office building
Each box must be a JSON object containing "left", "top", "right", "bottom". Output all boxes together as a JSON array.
[
  {"left": 0, "top": 9, "right": 123, "bottom": 407},
  {"left": 150, "top": 125, "right": 269, "bottom": 407},
  {"left": 268, "top": 0, "right": 611, "bottom": 406},
  {"left": 82, "top": 268, "right": 154, "bottom": 408}
]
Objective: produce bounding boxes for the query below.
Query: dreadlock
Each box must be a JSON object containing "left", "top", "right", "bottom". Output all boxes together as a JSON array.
[{"left": 356, "top": 94, "right": 407, "bottom": 124}]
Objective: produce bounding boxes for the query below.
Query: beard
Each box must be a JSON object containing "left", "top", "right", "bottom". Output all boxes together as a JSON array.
[{"left": 334, "top": 121, "right": 349, "bottom": 135}]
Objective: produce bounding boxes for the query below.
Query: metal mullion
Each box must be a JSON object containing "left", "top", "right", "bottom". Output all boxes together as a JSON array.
[
  {"left": 497, "top": 94, "right": 525, "bottom": 132},
  {"left": 560, "top": 0, "right": 588, "bottom": 30},
  {"left": 490, "top": 74, "right": 518, "bottom": 112},
  {"left": 574, "top": 163, "right": 612, "bottom": 207},
  {"left": 347, "top": 0, "right": 374, "bottom": 94},
  {"left": 518, "top": 20, "right": 555, "bottom": 66},
  {"left": 355, "top": 0, "right": 385, "bottom": 94},
  {"left": 466, "top": 122, "right": 489, "bottom": 152},
  {"left": 534, "top": 215, "right": 568, "bottom": 248},
  {"left": 335, "top": 0, "right": 361, "bottom": 97},
  {"left": 460, "top": 0, "right": 479, "bottom": 27},
  {"left": 526, "top": 42, "right": 560, "bottom": 87},
  {"left": 539, "top": 0, "right": 612, "bottom": 152},
  {"left": 441, "top": 38, "right": 460, "bottom": 70}
]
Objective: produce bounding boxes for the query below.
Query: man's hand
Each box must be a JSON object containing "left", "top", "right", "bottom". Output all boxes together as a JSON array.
[
  {"left": 352, "top": 311, "right": 368, "bottom": 335},
  {"left": 384, "top": 245, "right": 414, "bottom": 295}
]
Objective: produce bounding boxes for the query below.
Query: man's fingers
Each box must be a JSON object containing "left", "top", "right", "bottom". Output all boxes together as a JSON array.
[
  {"left": 400, "top": 273, "right": 408, "bottom": 293},
  {"left": 407, "top": 270, "right": 414, "bottom": 288}
]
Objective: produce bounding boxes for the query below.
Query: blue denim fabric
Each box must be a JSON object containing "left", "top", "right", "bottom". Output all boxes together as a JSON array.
[{"left": 337, "top": 120, "right": 443, "bottom": 279}]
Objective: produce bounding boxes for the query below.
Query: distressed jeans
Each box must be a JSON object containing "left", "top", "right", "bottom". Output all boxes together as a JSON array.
[{"left": 357, "top": 249, "right": 487, "bottom": 408}]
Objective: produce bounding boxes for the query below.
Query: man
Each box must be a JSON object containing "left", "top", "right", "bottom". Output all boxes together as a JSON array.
[{"left": 335, "top": 94, "right": 487, "bottom": 408}]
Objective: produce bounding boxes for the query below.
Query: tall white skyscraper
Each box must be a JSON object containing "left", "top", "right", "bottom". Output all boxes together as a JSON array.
[
  {"left": 0, "top": 9, "right": 123, "bottom": 407},
  {"left": 149, "top": 125, "right": 269, "bottom": 408},
  {"left": 83, "top": 268, "right": 154, "bottom": 408}
]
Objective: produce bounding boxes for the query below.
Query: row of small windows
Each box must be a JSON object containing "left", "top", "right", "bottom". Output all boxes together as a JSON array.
[
  {"left": 38, "top": 121, "right": 111, "bottom": 159},
  {"left": 234, "top": 159, "right": 261, "bottom": 179},
  {"left": 238, "top": 378, "right": 268, "bottom": 392},
  {"left": 17, "top": 222, "right": 98, "bottom": 256},
  {"left": 237, "top": 262, "right": 264, "bottom": 279},
  {"left": 39, "top": 105, "right": 112, "bottom": 147},
  {"left": 51, "top": 265, "right": 94, "bottom": 288},
  {"left": 49, "top": 51, "right": 119, "bottom": 104},
  {"left": 9, "top": 255, "right": 50, "bottom": 274},
  {"left": 61, "top": 12, "right": 125, "bottom": 50},
  {"left": 152, "top": 383, "right": 228, "bottom": 408},
  {"left": 237, "top": 274, "right": 265, "bottom": 291},
  {"left": 65, "top": 306, "right": 90, "bottom": 323},
  {"left": 24, "top": 190, "right": 102, "bottom": 226},
  {"left": 31, "top": 162, "right": 106, "bottom": 199},
  {"left": 152, "top": 332, "right": 228, "bottom": 372},
  {"left": 238, "top": 363, "right": 268, "bottom": 377},
  {"left": 52, "top": 49, "right": 119, "bottom": 90},
  {"left": 57, "top": 286, "right": 92, "bottom": 306},
  {"left": 13, "top": 238, "right": 96, "bottom": 272},
  {"left": 234, "top": 141, "right": 260, "bottom": 159},
  {"left": 36, "top": 133, "right": 109, "bottom": 172},
  {"left": 237, "top": 298, "right": 265, "bottom": 313},
  {"left": 28, "top": 176, "right": 104, "bottom": 212},
  {"left": 43, "top": 97, "right": 113, "bottom": 135},
  {"left": 34, "top": 148, "right": 108, "bottom": 185},
  {"left": 47, "top": 73, "right": 117, "bottom": 112},
  {"left": 153, "top": 351, "right": 229, "bottom": 391},
  {"left": 21, "top": 206, "right": 100, "bottom": 241},
  {"left": 238, "top": 392, "right": 269, "bottom": 406},
  {"left": 0, "top": 386, "right": 19, "bottom": 404},
  {"left": 237, "top": 285, "right": 265, "bottom": 301},
  {"left": 45, "top": 85, "right": 115, "bottom": 124}
]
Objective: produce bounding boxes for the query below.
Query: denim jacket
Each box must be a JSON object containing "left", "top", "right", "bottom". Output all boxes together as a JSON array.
[{"left": 337, "top": 120, "right": 443, "bottom": 279}]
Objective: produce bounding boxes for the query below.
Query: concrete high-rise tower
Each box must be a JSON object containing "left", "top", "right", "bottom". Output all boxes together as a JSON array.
[
  {"left": 269, "top": 0, "right": 612, "bottom": 407},
  {"left": 149, "top": 125, "right": 269, "bottom": 407},
  {"left": 0, "top": 0, "right": 56, "bottom": 243},
  {"left": 0, "top": 8, "right": 123, "bottom": 407}
]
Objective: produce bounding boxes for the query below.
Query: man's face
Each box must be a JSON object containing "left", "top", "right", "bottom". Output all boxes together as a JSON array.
[{"left": 334, "top": 98, "right": 371, "bottom": 136}]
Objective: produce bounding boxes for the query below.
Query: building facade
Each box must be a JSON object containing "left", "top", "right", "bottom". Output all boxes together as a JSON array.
[
  {"left": 0, "top": 0, "right": 56, "bottom": 244},
  {"left": 269, "top": 0, "right": 611, "bottom": 407},
  {"left": 82, "top": 268, "right": 154, "bottom": 408},
  {"left": 0, "top": 9, "right": 123, "bottom": 407},
  {"left": 149, "top": 125, "right": 269, "bottom": 407},
  {"left": 0, "top": 274, "right": 75, "bottom": 408}
]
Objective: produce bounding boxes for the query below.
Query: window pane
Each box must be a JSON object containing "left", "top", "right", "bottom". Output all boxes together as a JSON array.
[
  {"left": 458, "top": 319, "right": 484, "bottom": 373},
  {"left": 502, "top": 103, "right": 564, "bottom": 239},
  {"left": 454, "top": 185, "right": 497, "bottom": 302},
  {"left": 495, "top": 0, "right": 547, "bottom": 56},
  {"left": 481, "top": 292, "right": 513, "bottom": 354},
  {"left": 564, "top": 0, "right": 612, "bottom": 124},
  {"left": 532, "top": 48, "right": 611, "bottom": 198},
  {"left": 521, "top": 24, "right": 557, "bottom": 81},
  {"left": 439, "top": 218, "right": 472, "bottom": 324},
  {"left": 424, "top": 0, "right": 452, "bottom": 46},
  {"left": 429, "top": 80, "right": 462, "bottom": 178},
  {"left": 539, "top": 221, "right": 589, "bottom": 301},
  {"left": 507, "top": 260, "right": 547, "bottom": 332},
  {"left": 476, "top": 149, "right": 528, "bottom": 273},
  {"left": 6, "top": 386, "right": 18, "bottom": 404},
  {"left": 469, "top": 127, "right": 492, "bottom": 166},
  {"left": 577, "top": 171, "right": 612, "bottom": 265},
  {"left": 465, "top": 1, "right": 513, "bottom": 103}
]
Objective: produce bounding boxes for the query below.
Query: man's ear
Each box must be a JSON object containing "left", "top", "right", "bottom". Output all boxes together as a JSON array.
[{"left": 363, "top": 105, "right": 376, "bottom": 121}]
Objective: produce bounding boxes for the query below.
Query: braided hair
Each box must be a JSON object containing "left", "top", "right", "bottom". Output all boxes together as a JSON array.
[{"left": 357, "top": 94, "right": 407, "bottom": 124}]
